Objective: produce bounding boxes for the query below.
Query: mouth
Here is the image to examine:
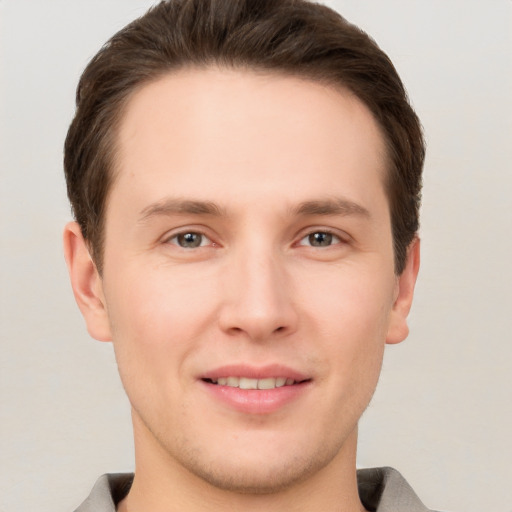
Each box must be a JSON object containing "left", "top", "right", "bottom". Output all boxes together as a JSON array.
[
  {"left": 199, "top": 366, "right": 312, "bottom": 414},
  {"left": 202, "top": 376, "right": 305, "bottom": 389}
]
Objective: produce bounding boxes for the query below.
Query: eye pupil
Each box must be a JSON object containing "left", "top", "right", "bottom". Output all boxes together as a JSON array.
[
  {"left": 177, "top": 233, "right": 202, "bottom": 248},
  {"left": 308, "top": 232, "right": 333, "bottom": 247}
]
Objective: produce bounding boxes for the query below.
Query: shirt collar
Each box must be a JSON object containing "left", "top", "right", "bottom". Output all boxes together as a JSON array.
[{"left": 75, "top": 467, "right": 434, "bottom": 512}]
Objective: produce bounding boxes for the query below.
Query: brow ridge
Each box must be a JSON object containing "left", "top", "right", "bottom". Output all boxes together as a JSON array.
[
  {"left": 139, "top": 198, "right": 224, "bottom": 221},
  {"left": 138, "top": 196, "right": 370, "bottom": 223},
  {"left": 293, "top": 198, "right": 370, "bottom": 218}
]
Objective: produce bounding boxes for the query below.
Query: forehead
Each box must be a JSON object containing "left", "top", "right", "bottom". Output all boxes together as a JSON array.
[{"left": 112, "top": 67, "right": 389, "bottom": 215}]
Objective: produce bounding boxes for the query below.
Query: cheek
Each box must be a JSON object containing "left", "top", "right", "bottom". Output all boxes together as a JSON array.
[
  {"left": 106, "top": 261, "right": 216, "bottom": 333},
  {"left": 303, "top": 263, "right": 395, "bottom": 339},
  {"left": 103, "top": 265, "right": 220, "bottom": 387},
  {"left": 300, "top": 264, "right": 393, "bottom": 394}
]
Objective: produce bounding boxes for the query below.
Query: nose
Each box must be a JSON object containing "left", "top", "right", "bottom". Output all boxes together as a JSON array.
[{"left": 218, "top": 249, "right": 299, "bottom": 342}]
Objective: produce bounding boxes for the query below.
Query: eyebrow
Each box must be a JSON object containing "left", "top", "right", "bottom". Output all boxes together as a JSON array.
[
  {"left": 292, "top": 198, "right": 371, "bottom": 218},
  {"left": 138, "top": 196, "right": 370, "bottom": 222},
  {"left": 139, "top": 198, "right": 225, "bottom": 222}
]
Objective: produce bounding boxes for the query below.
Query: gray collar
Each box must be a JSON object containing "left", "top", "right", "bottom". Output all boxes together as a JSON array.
[
  {"left": 357, "top": 467, "right": 436, "bottom": 512},
  {"left": 75, "top": 467, "right": 437, "bottom": 512}
]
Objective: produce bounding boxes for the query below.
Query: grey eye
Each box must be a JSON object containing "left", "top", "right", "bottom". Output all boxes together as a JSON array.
[
  {"left": 175, "top": 232, "right": 205, "bottom": 248},
  {"left": 298, "top": 231, "right": 341, "bottom": 247},
  {"left": 308, "top": 232, "right": 334, "bottom": 247}
]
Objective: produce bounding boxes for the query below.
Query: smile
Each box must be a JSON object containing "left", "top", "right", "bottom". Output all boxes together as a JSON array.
[
  {"left": 200, "top": 365, "right": 311, "bottom": 413},
  {"left": 205, "top": 377, "right": 297, "bottom": 389}
]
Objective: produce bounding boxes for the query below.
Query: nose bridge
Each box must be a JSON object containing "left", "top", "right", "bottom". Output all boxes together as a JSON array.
[{"left": 219, "top": 239, "right": 297, "bottom": 340}]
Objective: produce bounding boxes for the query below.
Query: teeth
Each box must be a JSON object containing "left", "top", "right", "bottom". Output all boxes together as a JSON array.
[
  {"left": 258, "top": 377, "right": 277, "bottom": 390},
  {"left": 227, "top": 376, "right": 239, "bottom": 387},
  {"left": 210, "top": 377, "right": 297, "bottom": 389},
  {"left": 276, "top": 377, "right": 286, "bottom": 387},
  {"left": 239, "top": 377, "right": 258, "bottom": 389}
]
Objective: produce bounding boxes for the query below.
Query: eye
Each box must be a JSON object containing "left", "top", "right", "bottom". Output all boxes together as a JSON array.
[
  {"left": 299, "top": 231, "right": 341, "bottom": 247},
  {"left": 168, "top": 232, "right": 211, "bottom": 249}
]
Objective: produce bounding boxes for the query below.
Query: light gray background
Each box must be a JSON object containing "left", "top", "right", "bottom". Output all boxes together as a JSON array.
[{"left": 1, "top": 1, "right": 511, "bottom": 511}]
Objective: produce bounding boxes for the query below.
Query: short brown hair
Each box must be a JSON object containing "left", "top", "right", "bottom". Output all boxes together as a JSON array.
[{"left": 64, "top": 0, "right": 425, "bottom": 274}]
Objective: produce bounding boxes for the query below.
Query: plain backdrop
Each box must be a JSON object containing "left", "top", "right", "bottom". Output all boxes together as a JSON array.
[{"left": 1, "top": 1, "right": 511, "bottom": 511}]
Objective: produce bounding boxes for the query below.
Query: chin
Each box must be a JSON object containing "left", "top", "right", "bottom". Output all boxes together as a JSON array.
[
  {"left": 167, "top": 427, "right": 350, "bottom": 495},
  {"left": 182, "top": 451, "right": 324, "bottom": 494}
]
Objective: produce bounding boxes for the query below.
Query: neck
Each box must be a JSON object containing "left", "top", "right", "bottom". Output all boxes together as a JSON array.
[{"left": 118, "top": 412, "right": 366, "bottom": 512}]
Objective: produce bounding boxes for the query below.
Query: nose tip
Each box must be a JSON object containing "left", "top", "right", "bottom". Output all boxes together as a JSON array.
[
  {"left": 218, "top": 257, "right": 298, "bottom": 342},
  {"left": 222, "top": 303, "right": 292, "bottom": 341}
]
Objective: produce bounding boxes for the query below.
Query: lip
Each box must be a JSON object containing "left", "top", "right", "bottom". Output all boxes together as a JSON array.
[
  {"left": 201, "top": 364, "right": 309, "bottom": 382},
  {"left": 199, "top": 364, "right": 312, "bottom": 415}
]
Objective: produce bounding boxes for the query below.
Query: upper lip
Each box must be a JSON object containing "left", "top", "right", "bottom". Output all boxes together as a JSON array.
[{"left": 200, "top": 364, "right": 310, "bottom": 382}]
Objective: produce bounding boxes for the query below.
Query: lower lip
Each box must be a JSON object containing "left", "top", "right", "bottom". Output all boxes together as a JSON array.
[{"left": 200, "top": 380, "right": 311, "bottom": 415}]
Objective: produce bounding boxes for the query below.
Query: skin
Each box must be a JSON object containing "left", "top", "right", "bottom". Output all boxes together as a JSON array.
[{"left": 64, "top": 68, "right": 419, "bottom": 512}]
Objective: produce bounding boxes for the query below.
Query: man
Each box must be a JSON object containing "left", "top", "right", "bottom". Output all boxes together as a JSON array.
[{"left": 63, "top": 0, "right": 434, "bottom": 510}]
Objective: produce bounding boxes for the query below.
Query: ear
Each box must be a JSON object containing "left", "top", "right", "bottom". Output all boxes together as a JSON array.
[
  {"left": 63, "top": 222, "right": 112, "bottom": 342},
  {"left": 386, "top": 237, "right": 420, "bottom": 345}
]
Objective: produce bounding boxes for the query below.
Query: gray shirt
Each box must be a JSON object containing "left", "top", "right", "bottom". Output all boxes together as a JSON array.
[{"left": 74, "top": 466, "right": 439, "bottom": 512}]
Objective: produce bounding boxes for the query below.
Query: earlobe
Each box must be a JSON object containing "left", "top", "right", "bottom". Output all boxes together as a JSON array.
[
  {"left": 386, "top": 237, "right": 420, "bottom": 345},
  {"left": 63, "top": 222, "right": 112, "bottom": 342}
]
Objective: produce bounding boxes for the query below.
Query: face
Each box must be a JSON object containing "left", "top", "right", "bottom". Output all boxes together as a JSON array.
[{"left": 67, "top": 68, "right": 418, "bottom": 493}]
